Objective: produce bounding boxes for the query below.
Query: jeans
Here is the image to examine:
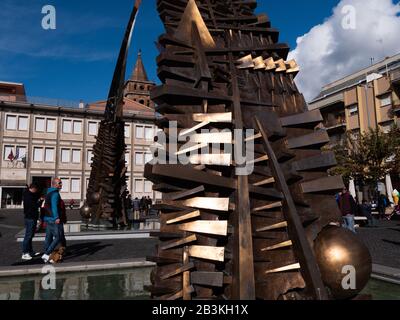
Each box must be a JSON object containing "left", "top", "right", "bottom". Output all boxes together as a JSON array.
[
  {"left": 44, "top": 222, "right": 61, "bottom": 255},
  {"left": 22, "top": 218, "right": 37, "bottom": 254},
  {"left": 342, "top": 215, "right": 356, "bottom": 233}
]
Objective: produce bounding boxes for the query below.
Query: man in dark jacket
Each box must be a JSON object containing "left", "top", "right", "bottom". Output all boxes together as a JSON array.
[
  {"left": 360, "top": 200, "right": 375, "bottom": 227},
  {"left": 338, "top": 187, "right": 357, "bottom": 233},
  {"left": 41, "top": 178, "right": 63, "bottom": 263},
  {"left": 21, "top": 184, "right": 40, "bottom": 260}
]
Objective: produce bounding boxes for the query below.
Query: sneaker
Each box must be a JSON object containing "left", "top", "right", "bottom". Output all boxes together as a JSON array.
[
  {"left": 30, "top": 252, "right": 41, "bottom": 257},
  {"left": 21, "top": 253, "right": 33, "bottom": 261},
  {"left": 41, "top": 254, "right": 50, "bottom": 263}
]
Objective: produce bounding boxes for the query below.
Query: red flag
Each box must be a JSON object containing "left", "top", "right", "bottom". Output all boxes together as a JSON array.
[{"left": 7, "top": 149, "right": 14, "bottom": 162}]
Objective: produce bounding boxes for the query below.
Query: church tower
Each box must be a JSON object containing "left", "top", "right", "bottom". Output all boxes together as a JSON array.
[{"left": 124, "top": 50, "right": 156, "bottom": 108}]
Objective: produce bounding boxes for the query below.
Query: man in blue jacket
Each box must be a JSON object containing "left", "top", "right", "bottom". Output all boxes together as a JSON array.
[{"left": 41, "top": 178, "right": 63, "bottom": 263}]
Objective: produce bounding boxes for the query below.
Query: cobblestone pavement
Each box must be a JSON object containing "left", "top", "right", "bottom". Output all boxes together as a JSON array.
[
  {"left": 1, "top": 210, "right": 400, "bottom": 269},
  {"left": 0, "top": 210, "right": 156, "bottom": 267},
  {"left": 357, "top": 219, "right": 400, "bottom": 269}
]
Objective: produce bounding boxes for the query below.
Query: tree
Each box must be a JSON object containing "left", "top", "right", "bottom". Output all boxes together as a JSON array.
[{"left": 328, "top": 125, "right": 400, "bottom": 199}]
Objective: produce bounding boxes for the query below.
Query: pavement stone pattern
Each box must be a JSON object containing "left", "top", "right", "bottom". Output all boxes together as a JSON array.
[{"left": 1, "top": 210, "right": 400, "bottom": 270}]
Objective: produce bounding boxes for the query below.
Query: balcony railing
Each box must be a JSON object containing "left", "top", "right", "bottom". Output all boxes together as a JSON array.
[
  {"left": 0, "top": 94, "right": 84, "bottom": 109},
  {"left": 323, "top": 118, "right": 346, "bottom": 129}
]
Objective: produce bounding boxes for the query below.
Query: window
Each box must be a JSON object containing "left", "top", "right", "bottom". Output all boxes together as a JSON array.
[
  {"left": 61, "top": 178, "right": 69, "bottom": 192},
  {"left": 87, "top": 150, "right": 93, "bottom": 164},
  {"left": 125, "top": 125, "right": 131, "bottom": 138},
  {"left": 144, "top": 181, "right": 152, "bottom": 193},
  {"left": 46, "top": 119, "right": 56, "bottom": 133},
  {"left": 35, "top": 118, "right": 45, "bottom": 132},
  {"left": 348, "top": 104, "right": 358, "bottom": 116},
  {"left": 18, "top": 117, "right": 28, "bottom": 131},
  {"left": 145, "top": 153, "right": 152, "bottom": 164},
  {"left": 135, "top": 179, "right": 144, "bottom": 192},
  {"left": 33, "top": 147, "right": 43, "bottom": 162},
  {"left": 4, "top": 146, "right": 13, "bottom": 160},
  {"left": 45, "top": 148, "right": 54, "bottom": 162},
  {"left": 135, "top": 152, "right": 144, "bottom": 165},
  {"left": 16, "top": 146, "right": 26, "bottom": 161},
  {"left": 88, "top": 122, "right": 98, "bottom": 136},
  {"left": 61, "top": 149, "right": 70, "bottom": 163},
  {"left": 63, "top": 120, "right": 72, "bottom": 134},
  {"left": 73, "top": 121, "right": 82, "bottom": 134},
  {"left": 6, "top": 115, "right": 17, "bottom": 130},
  {"left": 72, "top": 149, "right": 81, "bottom": 163},
  {"left": 380, "top": 94, "right": 392, "bottom": 107},
  {"left": 145, "top": 126, "right": 154, "bottom": 141},
  {"left": 136, "top": 125, "right": 144, "bottom": 139},
  {"left": 71, "top": 179, "right": 80, "bottom": 193}
]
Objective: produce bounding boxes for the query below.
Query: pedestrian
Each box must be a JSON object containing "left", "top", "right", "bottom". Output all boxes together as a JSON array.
[
  {"left": 133, "top": 197, "right": 140, "bottom": 222},
  {"left": 377, "top": 193, "right": 390, "bottom": 220},
  {"left": 338, "top": 187, "right": 357, "bottom": 233},
  {"left": 360, "top": 200, "right": 375, "bottom": 227},
  {"left": 21, "top": 184, "right": 41, "bottom": 261},
  {"left": 140, "top": 196, "right": 146, "bottom": 218},
  {"left": 41, "top": 178, "right": 63, "bottom": 263},
  {"left": 59, "top": 197, "right": 67, "bottom": 248}
]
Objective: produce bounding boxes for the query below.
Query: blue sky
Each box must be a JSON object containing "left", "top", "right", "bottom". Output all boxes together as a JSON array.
[{"left": 0, "top": 0, "right": 344, "bottom": 103}]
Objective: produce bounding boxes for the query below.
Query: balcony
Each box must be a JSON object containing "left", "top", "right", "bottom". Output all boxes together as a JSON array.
[
  {"left": 323, "top": 117, "right": 347, "bottom": 132},
  {"left": 391, "top": 69, "right": 400, "bottom": 85}
]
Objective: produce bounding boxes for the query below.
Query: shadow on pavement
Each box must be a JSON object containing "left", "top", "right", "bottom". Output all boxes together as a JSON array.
[
  {"left": 11, "top": 242, "right": 113, "bottom": 266},
  {"left": 63, "top": 242, "right": 113, "bottom": 261}
]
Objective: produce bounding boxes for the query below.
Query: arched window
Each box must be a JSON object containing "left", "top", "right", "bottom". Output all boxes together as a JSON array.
[{"left": 139, "top": 99, "right": 145, "bottom": 105}]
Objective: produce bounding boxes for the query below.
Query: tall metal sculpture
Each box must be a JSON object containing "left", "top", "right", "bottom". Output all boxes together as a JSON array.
[
  {"left": 145, "top": 0, "right": 371, "bottom": 300},
  {"left": 83, "top": 0, "right": 142, "bottom": 226}
]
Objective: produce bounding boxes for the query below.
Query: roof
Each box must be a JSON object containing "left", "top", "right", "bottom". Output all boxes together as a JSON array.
[
  {"left": 130, "top": 50, "right": 149, "bottom": 82},
  {"left": 87, "top": 97, "right": 155, "bottom": 116},
  {"left": 311, "top": 53, "right": 400, "bottom": 103}
]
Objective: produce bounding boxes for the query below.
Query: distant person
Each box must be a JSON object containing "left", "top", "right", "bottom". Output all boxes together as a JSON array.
[
  {"left": 41, "top": 178, "right": 63, "bottom": 263},
  {"left": 21, "top": 184, "right": 41, "bottom": 261},
  {"left": 133, "top": 197, "right": 140, "bottom": 222},
  {"left": 377, "top": 193, "right": 390, "bottom": 220},
  {"left": 338, "top": 187, "right": 357, "bottom": 233},
  {"left": 59, "top": 197, "right": 67, "bottom": 248},
  {"left": 140, "top": 196, "right": 146, "bottom": 217},
  {"left": 360, "top": 200, "right": 375, "bottom": 227}
]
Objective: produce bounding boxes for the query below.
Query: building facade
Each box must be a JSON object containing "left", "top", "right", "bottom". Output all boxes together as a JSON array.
[
  {"left": 0, "top": 54, "right": 161, "bottom": 209},
  {"left": 309, "top": 53, "right": 400, "bottom": 148},
  {"left": 309, "top": 53, "right": 400, "bottom": 193}
]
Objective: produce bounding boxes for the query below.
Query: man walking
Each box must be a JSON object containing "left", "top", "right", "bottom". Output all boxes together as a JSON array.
[
  {"left": 338, "top": 187, "right": 357, "bottom": 233},
  {"left": 21, "top": 184, "right": 40, "bottom": 260},
  {"left": 41, "top": 178, "right": 63, "bottom": 263}
]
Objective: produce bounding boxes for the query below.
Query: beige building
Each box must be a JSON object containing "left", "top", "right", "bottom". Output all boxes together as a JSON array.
[
  {"left": 0, "top": 55, "right": 161, "bottom": 209},
  {"left": 309, "top": 53, "right": 400, "bottom": 192},
  {"left": 309, "top": 53, "right": 400, "bottom": 147}
]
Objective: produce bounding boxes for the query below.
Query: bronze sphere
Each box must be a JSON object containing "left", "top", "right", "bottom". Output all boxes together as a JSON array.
[
  {"left": 87, "top": 192, "right": 100, "bottom": 205},
  {"left": 314, "top": 226, "right": 372, "bottom": 300},
  {"left": 80, "top": 205, "right": 92, "bottom": 219}
]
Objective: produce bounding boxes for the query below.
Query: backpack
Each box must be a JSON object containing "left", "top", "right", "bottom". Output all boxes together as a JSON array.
[{"left": 42, "top": 190, "right": 59, "bottom": 217}]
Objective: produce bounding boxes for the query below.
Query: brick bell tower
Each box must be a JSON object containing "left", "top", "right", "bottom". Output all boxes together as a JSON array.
[{"left": 124, "top": 50, "right": 156, "bottom": 108}]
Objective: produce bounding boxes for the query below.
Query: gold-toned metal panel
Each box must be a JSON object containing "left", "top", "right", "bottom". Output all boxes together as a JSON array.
[
  {"left": 179, "top": 220, "right": 228, "bottom": 236},
  {"left": 188, "top": 245, "right": 225, "bottom": 262},
  {"left": 167, "top": 210, "right": 201, "bottom": 224}
]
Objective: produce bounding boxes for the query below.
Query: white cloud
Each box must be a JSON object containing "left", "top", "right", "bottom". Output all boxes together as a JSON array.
[{"left": 289, "top": 0, "right": 400, "bottom": 102}]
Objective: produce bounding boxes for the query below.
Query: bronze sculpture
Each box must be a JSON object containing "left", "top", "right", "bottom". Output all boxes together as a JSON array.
[
  {"left": 144, "top": 0, "right": 371, "bottom": 300},
  {"left": 83, "top": 1, "right": 142, "bottom": 226}
]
